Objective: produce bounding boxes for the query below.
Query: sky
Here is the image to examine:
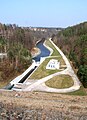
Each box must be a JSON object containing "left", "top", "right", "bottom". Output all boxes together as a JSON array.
[{"left": 0, "top": 0, "right": 87, "bottom": 28}]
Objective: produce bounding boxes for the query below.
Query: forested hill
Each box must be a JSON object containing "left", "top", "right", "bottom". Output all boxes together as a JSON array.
[
  {"left": 0, "top": 23, "right": 35, "bottom": 88},
  {"left": 52, "top": 22, "right": 87, "bottom": 87},
  {"left": 0, "top": 23, "right": 59, "bottom": 88}
]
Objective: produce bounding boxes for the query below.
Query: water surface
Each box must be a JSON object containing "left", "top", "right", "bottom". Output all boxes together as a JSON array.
[{"left": 33, "top": 42, "right": 50, "bottom": 62}]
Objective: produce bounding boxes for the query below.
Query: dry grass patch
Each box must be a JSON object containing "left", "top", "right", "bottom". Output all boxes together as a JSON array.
[
  {"left": 45, "top": 75, "right": 74, "bottom": 89},
  {"left": 0, "top": 72, "right": 22, "bottom": 89}
]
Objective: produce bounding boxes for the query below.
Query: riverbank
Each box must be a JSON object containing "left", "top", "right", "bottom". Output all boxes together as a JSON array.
[{"left": 31, "top": 47, "right": 41, "bottom": 58}]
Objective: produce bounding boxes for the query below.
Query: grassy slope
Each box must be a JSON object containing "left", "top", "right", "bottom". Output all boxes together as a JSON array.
[
  {"left": 66, "top": 86, "right": 87, "bottom": 96},
  {"left": 45, "top": 39, "right": 60, "bottom": 56},
  {"left": 45, "top": 75, "right": 74, "bottom": 89},
  {"left": 30, "top": 57, "right": 62, "bottom": 79},
  {"left": 29, "top": 40, "right": 65, "bottom": 79}
]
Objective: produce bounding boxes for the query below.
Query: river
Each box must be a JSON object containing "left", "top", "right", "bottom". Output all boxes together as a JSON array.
[{"left": 33, "top": 41, "right": 50, "bottom": 62}]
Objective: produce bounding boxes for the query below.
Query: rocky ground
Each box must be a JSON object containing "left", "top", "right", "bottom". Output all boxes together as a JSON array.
[{"left": 0, "top": 90, "right": 87, "bottom": 120}]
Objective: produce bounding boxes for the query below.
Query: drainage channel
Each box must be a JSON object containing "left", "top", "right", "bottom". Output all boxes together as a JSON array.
[
  {"left": 4, "top": 66, "right": 37, "bottom": 90},
  {"left": 18, "top": 67, "right": 37, "bottom": 83}
]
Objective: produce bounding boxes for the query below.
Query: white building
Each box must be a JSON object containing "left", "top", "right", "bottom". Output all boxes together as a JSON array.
[{"left": 46, "top": 59, "right": 60, "bottom": 70}]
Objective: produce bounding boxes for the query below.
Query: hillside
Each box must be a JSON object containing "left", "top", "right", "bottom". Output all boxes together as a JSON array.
[
  {"left": 0, "top": 91, "right": 87, "bottom": 120},
  {"left": 0, "top": 23, "right": 34, "bottom": 88},
  {"left": 52, "top": 22, "right": 87, "bottom": 88},
  {"left": 0, "top": 23, "right": 60, "bottom": 88}
]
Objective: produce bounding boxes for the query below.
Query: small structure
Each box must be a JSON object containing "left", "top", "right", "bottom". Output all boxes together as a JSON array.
[
  {"left": 46, "top": 59, "right": 60, "bottom": 70},
  {"left": 0, "top": 53, "right": 7, "bottom": 59}
]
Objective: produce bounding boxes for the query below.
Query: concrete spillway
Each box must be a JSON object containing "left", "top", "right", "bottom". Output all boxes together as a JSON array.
[{"left": 4, "top": 62, "right": 37, "bottom": 90}]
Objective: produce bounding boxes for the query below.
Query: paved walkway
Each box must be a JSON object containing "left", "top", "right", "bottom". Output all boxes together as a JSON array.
[{"left": 14, "top": 39, "right": 81, "bottom": 93}]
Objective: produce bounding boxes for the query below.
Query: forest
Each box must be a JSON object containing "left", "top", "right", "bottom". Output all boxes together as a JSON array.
[
  {"left": 0, "top": 23, "right": 57, "bottom": 88},
  {"left": 52, "top": 22, "right": 87, "bottom": 87},
  {"left": 0, "top": 24, "right": 35, "bottom": 87}
]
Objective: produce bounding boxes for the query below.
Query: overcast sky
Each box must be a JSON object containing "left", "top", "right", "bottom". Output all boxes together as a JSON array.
[{"left": 0, "top": 0, "right": 87, "bottom": 28}]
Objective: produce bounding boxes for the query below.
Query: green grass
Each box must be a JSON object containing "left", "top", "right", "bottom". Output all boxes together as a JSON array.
[
  {"left": 45, "top": 40, "right": 60, "bottom": 56},
  {"left": 30, "top": 57, "right": 62, "bottom": 79},
  {"left": 30, "top": 56, "right": 66, "bottom": 79},
  {"left": 66, "top": 86, "right": 87, "bottom": 96},
  {"left": 45, "top": 75, "right": 74, "bottom": 89},
  {"left": 29, "top": 40, "right": 66, "bottom": 80}
]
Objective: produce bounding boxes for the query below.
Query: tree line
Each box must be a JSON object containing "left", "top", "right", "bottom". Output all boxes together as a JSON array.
[
  {"left": 0, "top": 23, "right": 35, "bottom": 85},
  {"left": 0, "top": 23, "right": 57, "bottom": 87},
  {"left": 52, "top": 22, "right": 87, "bottom": 87}
]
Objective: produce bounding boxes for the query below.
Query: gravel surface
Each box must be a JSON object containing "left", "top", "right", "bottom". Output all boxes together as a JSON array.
[{"left": 0, "top": 91, "right": 87, "bottom": 120}]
